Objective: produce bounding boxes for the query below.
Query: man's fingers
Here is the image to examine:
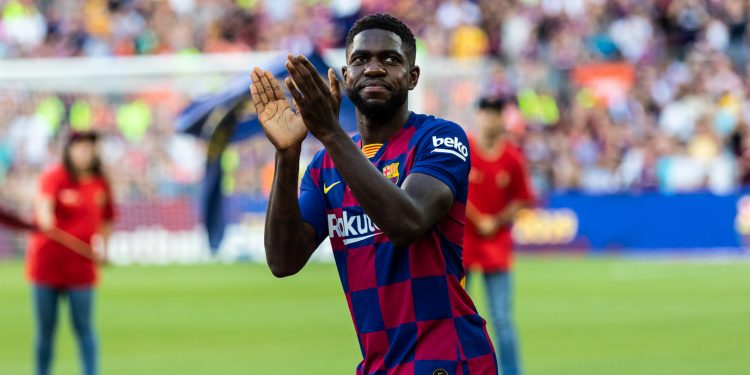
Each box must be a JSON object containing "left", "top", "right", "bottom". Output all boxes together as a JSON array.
[
  {"left": 286, "top": 61, "right": 310, "bottom": 96},
  {"left": 249, "top": 69, "right": 266, "bottom": 114},
  {"left": 251, "top": 67, "right": 269, "bottom": 104},
  {"left": 285, "top": 55, "right": 311, "bottom": 97},
  {"left": 293, "top": 98, "right": 302, "bottom": 116},
  {"left": 299, "top": 55, "right": 329, "bottom": 94},
  {"left": 250, "top": 68, "right": 262, "bottom": 100},
  {"left": 328, "top": 68, "right": 341, "bottom": 102},
  {"left": 259, "top": 69, "right": 278, "bottom": 101},
  {"left": 287, "top": 54, "right": 320, "bottom": 98},
  {"left": 249, "top": 82, "right": 265, "bottom": 114},
  {"left": 285, "top": 76, "right": 305, "bottom": 108},
  {"left": 266, "top": 70, "right": 285, "bottom": 100}
]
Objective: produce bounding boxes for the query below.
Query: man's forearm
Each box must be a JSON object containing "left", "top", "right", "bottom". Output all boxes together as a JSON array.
[
  {"left": 265, "top": 146, "right": 316, "bottom": 276},
  {"left": 320, "top": 130, "right": 431, "bottom": 246},
  {"left": 495, "top": 200, "right": 530, "bottom": 227},
  {"left": 465, "top": 202, "right": 483, "bottom": 225}
]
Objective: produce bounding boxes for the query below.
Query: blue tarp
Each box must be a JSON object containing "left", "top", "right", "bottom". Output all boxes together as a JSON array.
[
  {"left": 177, "top": 51, "right": 358, "bottom": 250},
  {"left": 176, "top": 51, "right": 358, "bottom": 142}
]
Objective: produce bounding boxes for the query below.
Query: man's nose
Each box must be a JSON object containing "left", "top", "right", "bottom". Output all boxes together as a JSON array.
[{"left": 364, "top": 61, "right": 386, "bottom": 77}]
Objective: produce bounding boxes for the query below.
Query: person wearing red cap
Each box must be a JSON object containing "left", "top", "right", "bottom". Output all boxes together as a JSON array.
[
  {"left": 27, "top": 131, "right": 114, "bottom": 375},
  {"left": 464, "top": 97, "right": 534, "bottom": 375}
]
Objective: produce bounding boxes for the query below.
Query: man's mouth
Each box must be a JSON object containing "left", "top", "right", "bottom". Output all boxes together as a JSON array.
[
  {"left": 359, "top": 82, "right": 391, "bottom": 96},
  {"left": 360, "top": 85, "right": 389, "bottom": 95}
]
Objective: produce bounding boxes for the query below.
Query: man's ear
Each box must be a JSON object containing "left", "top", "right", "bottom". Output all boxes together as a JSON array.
[
  {"left": 409, "top": 65, "right": 420, "bottom": 90},
  {"left": 342, "top": 66, "right": 348, "bottom": 81}
]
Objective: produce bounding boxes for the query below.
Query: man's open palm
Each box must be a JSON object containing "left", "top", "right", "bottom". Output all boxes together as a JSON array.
[{"left": 250, "top": 67, "right": 307, "bottom": 151}]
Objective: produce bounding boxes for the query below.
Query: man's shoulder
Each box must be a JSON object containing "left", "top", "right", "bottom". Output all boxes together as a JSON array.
[
  {"left": 409, "top": 113, "right": 467, "bottom": 150},
  {"left": 504, "top": 142, "right": 525, "bottom": 160},
  {"left": 411, "top": 112, "right": 463, "bottom": 133},
  {"left": 501, "top": 143, "right": 528, "bottom": 170}
]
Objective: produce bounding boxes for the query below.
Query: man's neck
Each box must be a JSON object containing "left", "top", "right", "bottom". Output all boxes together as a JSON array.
[
  {"left": 479, "top": 131, "right": 503, "bottom": 151},
  {"left": 357, "top": 105, "right": 411, "bottom": 145}
]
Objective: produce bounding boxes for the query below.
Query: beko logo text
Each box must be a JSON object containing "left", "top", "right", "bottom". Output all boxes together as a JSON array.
[{"left": 432, "top": 136, "right": 468, "bottom": 161}]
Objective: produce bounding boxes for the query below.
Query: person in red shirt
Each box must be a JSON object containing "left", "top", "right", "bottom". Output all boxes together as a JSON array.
[
  {"left": 464, "top": 96, "right": 534, "bottom": 375},
  {"left": 27, "top": 131, "right": 114, "bottom": 375}
]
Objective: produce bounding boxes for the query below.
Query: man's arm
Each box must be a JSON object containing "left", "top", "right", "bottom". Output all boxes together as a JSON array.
[
  {"left": 323, "top": 133, "right": 454, "bottom": 246},
  {"left": 466, "top": 201, "right": 494, "bottom": 237},
  {"left": 497, "top": 152, "right": 535, "bottom": 227},
  {"left": 250, "top": 67, "right": 319, "bottom": 277},
  {"left": 494, "top": 200, "right": 531, "bottom": 227},
  {"left": 285, "top": 56, "right": 454, "bottom": 247},
  {"left": 468, "top": 198, "right": 531, "bottom": 238},
  {"left": 264, "top": 147, "right": 319, "bottom": 277},
  {"left": 471, "top": 152, "right": 535, "bottom": 237}
]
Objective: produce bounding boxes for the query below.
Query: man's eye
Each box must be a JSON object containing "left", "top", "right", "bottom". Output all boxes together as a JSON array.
[
  {"left": 385, "top": 57, "right": 398, "bottom": 64},
  {"left": 352, "top": 57, "right": 366, "bottom": 64}
]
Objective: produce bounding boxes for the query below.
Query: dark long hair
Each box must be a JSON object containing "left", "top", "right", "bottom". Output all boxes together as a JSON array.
[{"left": 62, "top": 133, "right": 105, "bottom": 183}]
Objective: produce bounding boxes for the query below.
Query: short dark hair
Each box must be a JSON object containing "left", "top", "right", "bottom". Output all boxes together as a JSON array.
[
  {"left": 478, "top": 96, "right": 515, "bottom": 112},
  {"left": 345, "top": 13, "right": 417, "bottom": 66}
]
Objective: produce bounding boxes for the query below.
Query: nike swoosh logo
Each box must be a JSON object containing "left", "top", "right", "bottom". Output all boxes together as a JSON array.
[
  {"left": 323, "top": 181, "right": 341, "bottom": 194},
  {"left": 342, "top": 232, "right": 381, "bottom": 245},
  {"left": 431, "top": 148, "right": 467, "bottom": 161}
]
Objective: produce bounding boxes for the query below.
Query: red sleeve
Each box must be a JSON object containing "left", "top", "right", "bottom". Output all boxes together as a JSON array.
[
  {"left": 102, "top": 181, "right": 116, "bottom": 221},
  {"left": 510, "top": 152, "right": 534, "bottom": 202},
  {"left": 38, "top": 169, "right": 61, "bottom": 198}
]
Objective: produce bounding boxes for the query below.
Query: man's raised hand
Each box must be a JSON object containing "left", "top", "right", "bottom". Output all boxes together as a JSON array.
[
  {"left": 284, "top": 54, "right": 343, "bottom": 142},
  {"left": 250, "top": 67, "right": 307, "bottom": 151}
]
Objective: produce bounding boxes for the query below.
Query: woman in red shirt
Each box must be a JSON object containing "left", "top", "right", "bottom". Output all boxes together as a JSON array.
[{"left": 27, "top": 131, "right": 114, "bottom": 375}]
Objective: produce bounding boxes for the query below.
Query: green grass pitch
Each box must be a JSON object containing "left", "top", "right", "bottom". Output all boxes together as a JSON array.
[{"left": 1, "top": 257, "right": 748, "bottom": 374}]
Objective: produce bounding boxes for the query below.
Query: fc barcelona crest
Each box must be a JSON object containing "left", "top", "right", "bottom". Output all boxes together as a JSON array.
[{"left": 382, "top": 162, "right": 400, "bottom": 184}]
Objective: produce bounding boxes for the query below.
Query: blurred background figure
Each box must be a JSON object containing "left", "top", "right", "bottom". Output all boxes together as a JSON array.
[
  {"left": 464, "top": 96, "right": 534, "bottom": 375},
  {"left": 27, "top": 131, "right": 114, "bottom": 375}
]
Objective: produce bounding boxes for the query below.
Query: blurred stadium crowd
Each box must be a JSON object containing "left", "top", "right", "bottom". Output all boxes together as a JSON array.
[{"left": 2, "top": 0, "right": 750, "bottom": 205}]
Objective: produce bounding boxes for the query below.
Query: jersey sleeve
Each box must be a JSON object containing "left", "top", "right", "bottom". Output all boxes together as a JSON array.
[
  {"left": 409, "top": 121, "right": 471, "bottom": 198},
  {"left": 299, "top": 159, "right": 328, "bottom": 245},
  {"left": 510, "top": 152, "right": 534, "bottom": 202}
]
